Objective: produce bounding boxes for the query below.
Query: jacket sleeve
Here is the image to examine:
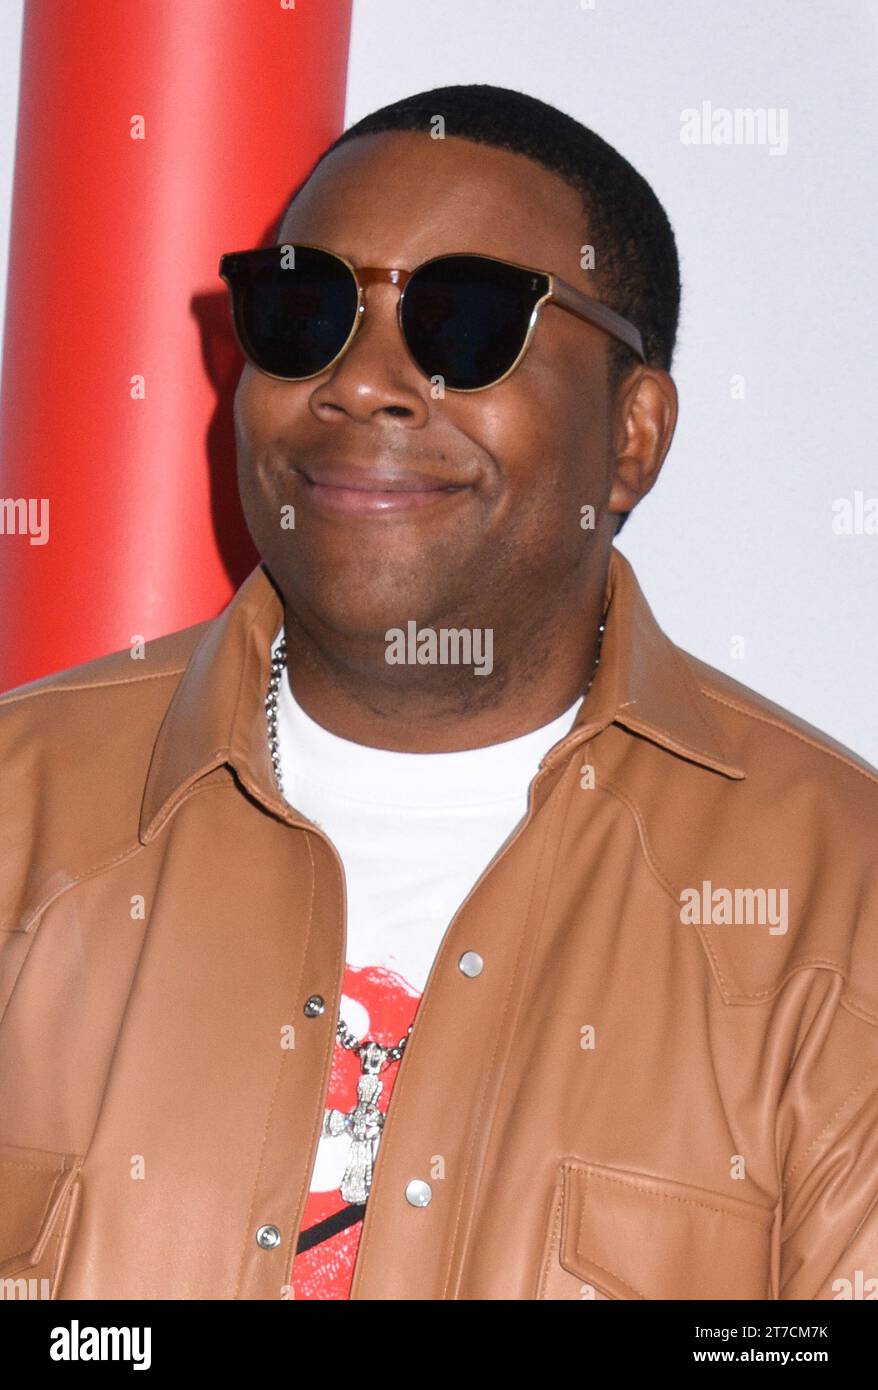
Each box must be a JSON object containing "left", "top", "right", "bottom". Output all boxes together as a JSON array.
[{"left": 777, "top": 984, "right": 878, "bottom": 1300}]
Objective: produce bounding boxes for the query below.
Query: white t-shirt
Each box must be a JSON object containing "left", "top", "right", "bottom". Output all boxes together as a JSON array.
[{"left": 271, "top": 626, "right": 582, "bottom": 1295}]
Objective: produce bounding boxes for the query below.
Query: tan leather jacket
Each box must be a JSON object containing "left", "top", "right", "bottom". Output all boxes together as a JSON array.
[{"left": 1, "top": 546, "right": 877, "bottom": 1301}]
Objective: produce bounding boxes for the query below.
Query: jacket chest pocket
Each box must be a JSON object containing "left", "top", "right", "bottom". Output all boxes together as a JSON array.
[
  {"left": 537, "top": 1158, "right": 775, "bottom": 1300},
  {"left": 0, "top": 1143, "right": 83, "bottom": 1299}
]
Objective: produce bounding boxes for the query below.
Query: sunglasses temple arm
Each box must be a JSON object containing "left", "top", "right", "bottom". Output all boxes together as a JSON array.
[{"left": 548, "top": 277, "right": 645, "bottom": 362}]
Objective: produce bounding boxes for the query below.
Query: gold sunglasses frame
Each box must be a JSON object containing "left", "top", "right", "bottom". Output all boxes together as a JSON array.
[{"left": 218, "top": 241, "right": 646, "bottom": 393}]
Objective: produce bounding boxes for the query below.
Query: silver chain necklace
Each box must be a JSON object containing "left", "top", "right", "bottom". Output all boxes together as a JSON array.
[{"left": 265, "top": 610, "right": 607, "bottom": 1204}]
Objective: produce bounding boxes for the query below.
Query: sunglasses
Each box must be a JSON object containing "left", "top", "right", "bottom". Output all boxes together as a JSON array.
[{"left": 218, "top": 242, "right": 645, "bottom": 393}]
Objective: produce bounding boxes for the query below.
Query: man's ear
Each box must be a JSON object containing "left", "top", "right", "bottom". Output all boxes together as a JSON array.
[{"left": 607, "top": 367, "right": 678, "bottom": 521}]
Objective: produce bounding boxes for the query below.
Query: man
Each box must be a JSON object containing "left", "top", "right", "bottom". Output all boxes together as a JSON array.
[{"left": 1, "top": 84, "right": 876, "bottom": 1302}]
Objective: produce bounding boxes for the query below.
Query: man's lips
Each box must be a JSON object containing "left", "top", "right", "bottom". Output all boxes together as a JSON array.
[{"left": 294, "top": 461, "right": 472, "bottom": 516}]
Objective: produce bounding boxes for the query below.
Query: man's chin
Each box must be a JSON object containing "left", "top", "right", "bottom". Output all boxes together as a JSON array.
[{"left": 283, "top": 581, "right": 459, "bottom": 646}]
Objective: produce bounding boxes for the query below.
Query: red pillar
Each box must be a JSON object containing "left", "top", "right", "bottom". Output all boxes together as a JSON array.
[{"left": 0, "top": 0, "right": 352, "bottom": 690}]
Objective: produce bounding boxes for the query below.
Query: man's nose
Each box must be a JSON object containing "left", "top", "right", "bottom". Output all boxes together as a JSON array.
[{"left": 307, "top": 280, "right": 430, "bottom": 423}]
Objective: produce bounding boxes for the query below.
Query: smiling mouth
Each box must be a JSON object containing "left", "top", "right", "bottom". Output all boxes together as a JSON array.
[{"left": 295, "top": 464, "right": 471, "bottom": 517}]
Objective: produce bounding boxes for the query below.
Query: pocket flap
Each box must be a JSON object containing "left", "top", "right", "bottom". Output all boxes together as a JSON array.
[
  {"left": 0, "top": 1142, "right": 81, "bottom": 1278},
  {"left": 558, "top": 1158, "right": 775, "bottom": 1300}
]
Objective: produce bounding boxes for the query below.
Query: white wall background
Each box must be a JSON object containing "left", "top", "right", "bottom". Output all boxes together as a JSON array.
[
  {"left": 2, "top": 0, "right": 876, "bottom": 763},
  {"left": 0, "top": 1, "right": 22, "bottom": 365}
]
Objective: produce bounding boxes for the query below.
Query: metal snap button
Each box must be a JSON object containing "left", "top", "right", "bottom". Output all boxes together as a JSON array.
[
  {"left": 405, "top": 1179, "right": 433, "bottom": 1207},
  {"left": 303, "top": 995, "right": 325, "bottom": 1017},
  {"left": 256, "top": 1224, "right": 281, "bottom": 1249},
  {"left": 458, "top": 951, "right": 484, "bottom": 978}
]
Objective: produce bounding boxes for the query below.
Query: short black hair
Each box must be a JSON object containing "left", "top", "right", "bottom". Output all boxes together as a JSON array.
[{"left": 280, "top": 83, "right": 682, "bottom": 535}]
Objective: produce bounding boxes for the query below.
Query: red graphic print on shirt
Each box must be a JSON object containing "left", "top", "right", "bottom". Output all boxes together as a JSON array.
[{"left": 291, "top": 961, "right": 420, "bottom": 1300}]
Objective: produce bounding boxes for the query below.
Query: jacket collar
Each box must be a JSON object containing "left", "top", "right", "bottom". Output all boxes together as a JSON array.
[{"left": 139, "top": 547, "right": 744, "bottom": 844}]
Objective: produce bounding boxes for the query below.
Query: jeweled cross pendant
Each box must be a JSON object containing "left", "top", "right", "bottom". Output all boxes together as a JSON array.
[{"left": 323, "top": 1041, "right": 388, "bottom": 1204}]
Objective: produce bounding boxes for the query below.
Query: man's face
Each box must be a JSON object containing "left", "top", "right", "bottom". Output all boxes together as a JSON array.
[{"left": 234, "top": 131, "right": 625, "bottom": 646}]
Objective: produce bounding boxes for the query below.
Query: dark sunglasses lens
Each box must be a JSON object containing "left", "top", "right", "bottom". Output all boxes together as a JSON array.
[
  {"left": 230, "top": 247, "right": 357, "bottom": 379},
  {"left": 401, "top": 257, "right": 543, "bottom": 389}
]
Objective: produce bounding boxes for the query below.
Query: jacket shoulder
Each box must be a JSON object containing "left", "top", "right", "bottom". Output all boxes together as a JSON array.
[
  {"left": 668, "top": 648, "right": 878, "bottom": 1017},
  {"left": 680, "top": 647, "right": 878, "bottom": 790},
  {"left": 0, "top": 618, "right": 212, "bottom": 931},
  {"left": 0, "top": 620, "right": 210, "bottom": 709}
]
